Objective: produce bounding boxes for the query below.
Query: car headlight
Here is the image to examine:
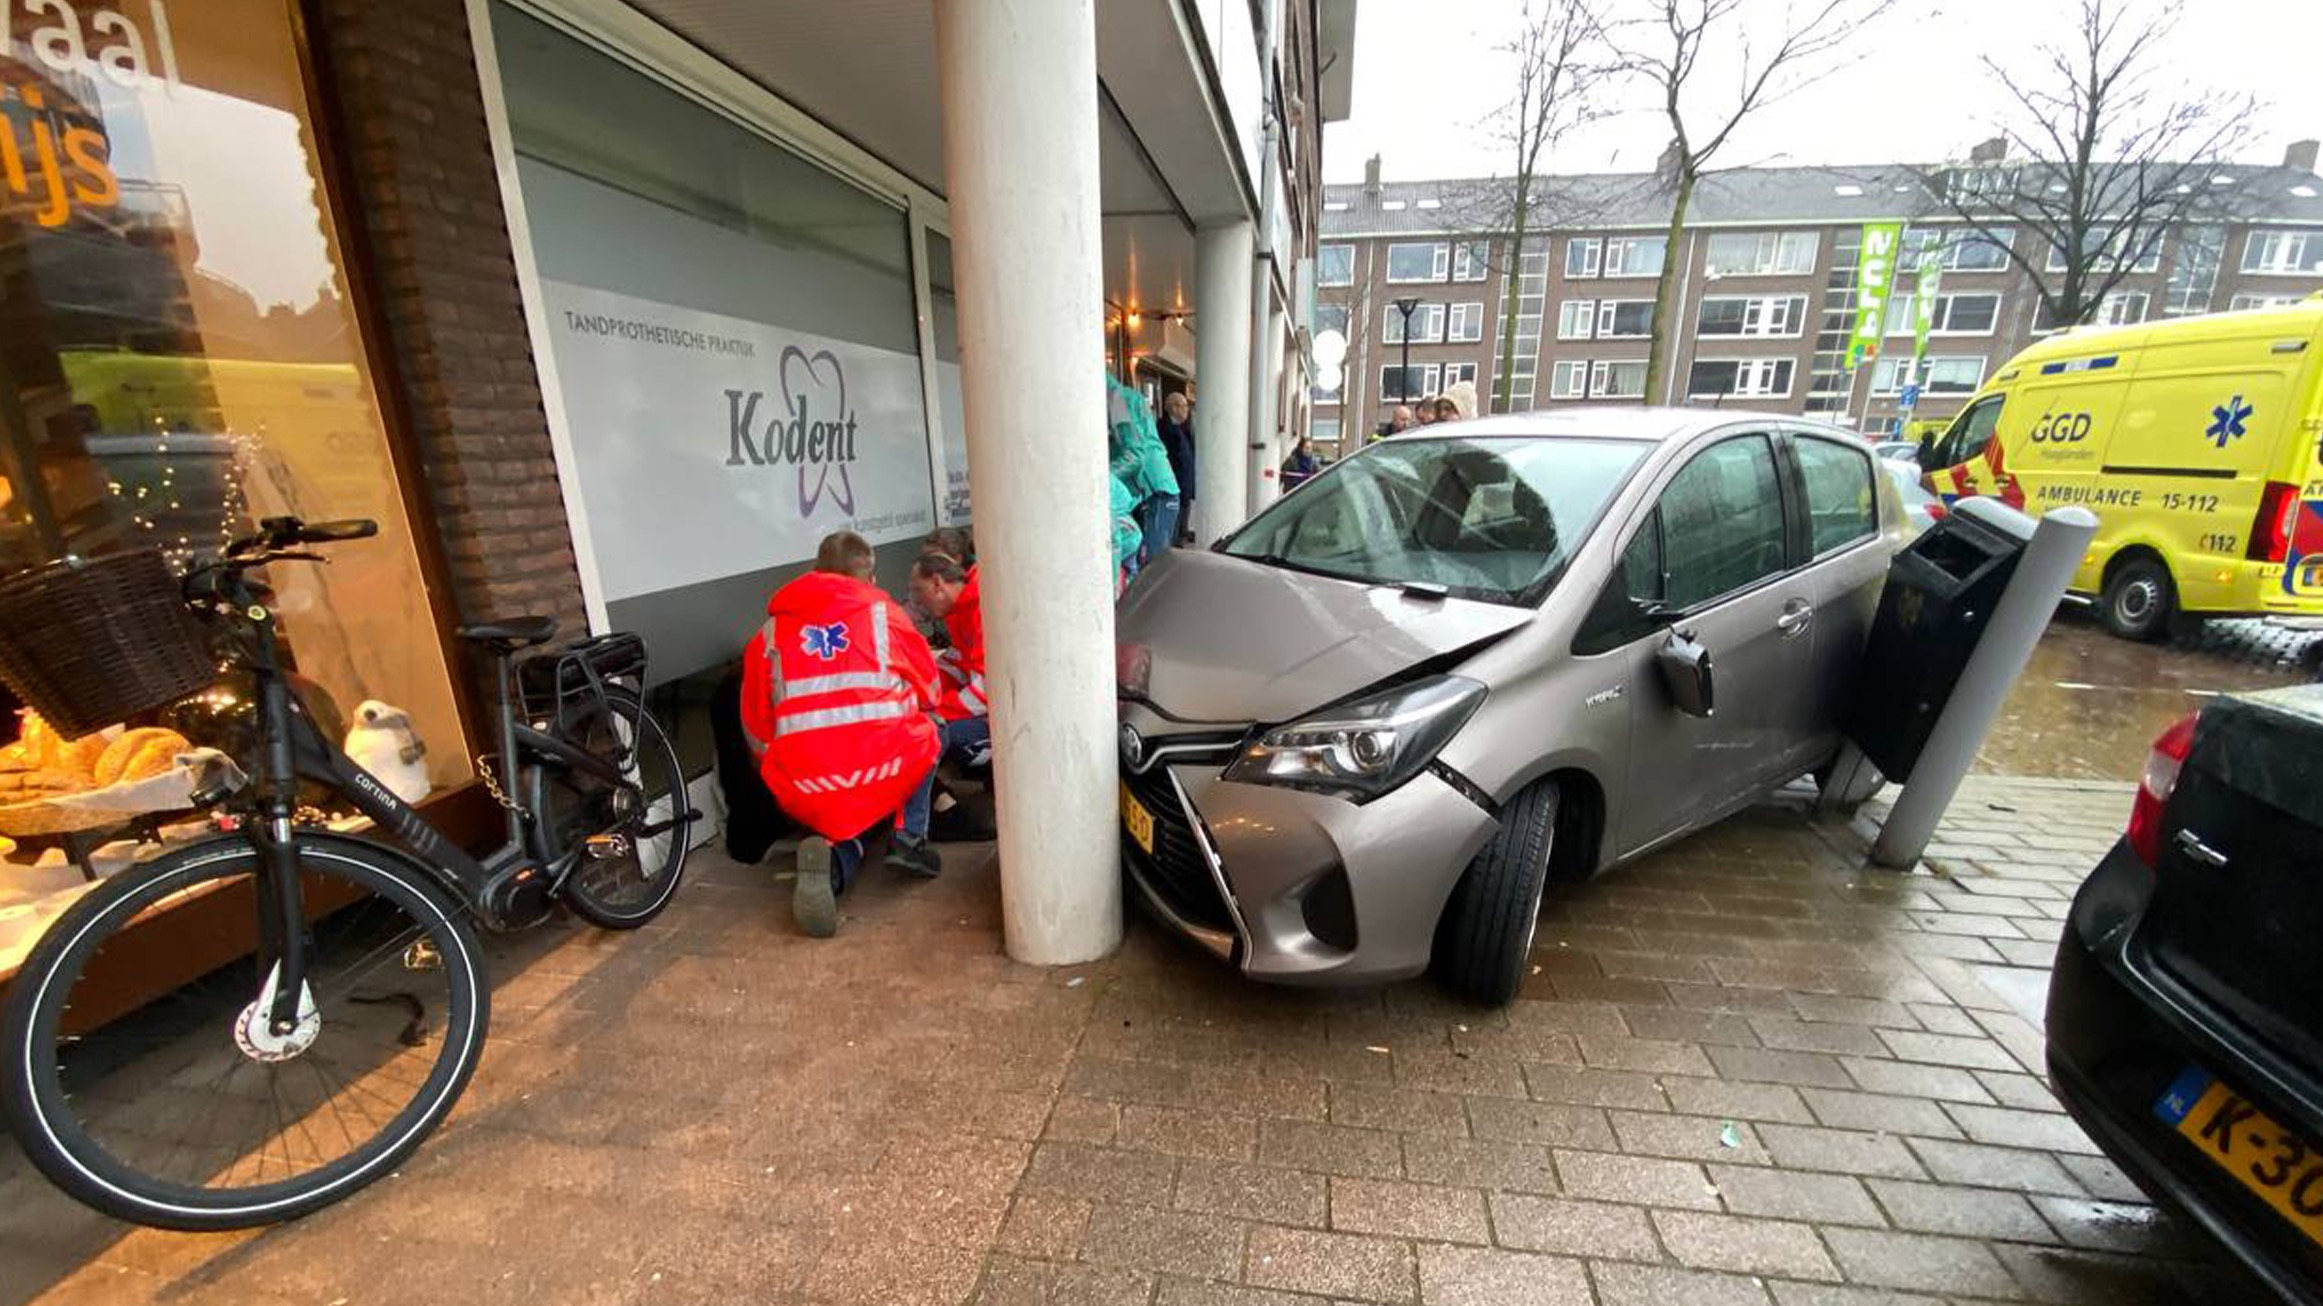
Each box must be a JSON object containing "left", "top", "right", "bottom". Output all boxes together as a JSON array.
[{"left": 1223, "top": 675, "right": 1486, "bottom": 802}]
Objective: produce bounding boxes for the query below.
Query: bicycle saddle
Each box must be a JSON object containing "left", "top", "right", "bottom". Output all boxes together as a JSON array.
[{"left": 457, "top": 615, "right": 557, "bottom": 649}]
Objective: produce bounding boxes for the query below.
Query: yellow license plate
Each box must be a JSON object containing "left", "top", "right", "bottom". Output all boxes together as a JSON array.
[
  {"left": 2156, "top": 1067, "right": 2323, "bottom": 1248},
  {"left": 1120, "top": 783, "right": 1155, "bottom": 856}
]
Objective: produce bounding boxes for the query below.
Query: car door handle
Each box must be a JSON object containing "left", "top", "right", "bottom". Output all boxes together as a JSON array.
[
  {"left": 1775, "top": 601, "right": 1814, "bottom": 637},
  {"left": 2173, "top": 828, "right": 2229, "bottom": 869}
]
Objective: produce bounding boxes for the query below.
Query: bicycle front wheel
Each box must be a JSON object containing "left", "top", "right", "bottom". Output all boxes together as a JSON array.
[
  {"left": 0, "top": 834, "right": 487, "bottom": 1230},
  {"left": 549, "top": 684, "right": 691, "bottom": 929}
]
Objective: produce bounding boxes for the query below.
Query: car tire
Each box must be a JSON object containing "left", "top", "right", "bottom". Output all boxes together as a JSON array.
[
  {"left": 2100, "top": 555, "right": 2175, "bottom": 642},
  {"left": 1431, "top": 778, "right": 1558, "bottom": 1007}
]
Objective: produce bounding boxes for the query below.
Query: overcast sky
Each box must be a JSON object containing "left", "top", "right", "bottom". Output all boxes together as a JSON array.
[{"left": 1323, "top": 0, "right": 2323, "bottom": 183}]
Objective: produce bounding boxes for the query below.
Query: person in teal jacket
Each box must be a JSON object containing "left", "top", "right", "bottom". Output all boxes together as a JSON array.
[
  {"left": 1109, "top": 468, "right": 1144, "bottom": 589},
  {"left": 1107, "top": 375, "right": 1180, "bottom": 562}
]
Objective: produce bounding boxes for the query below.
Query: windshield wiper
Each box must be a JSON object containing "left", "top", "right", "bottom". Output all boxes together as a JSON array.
[{"left": 1237, "top": 552, "right": 1375, "bottom": 587}]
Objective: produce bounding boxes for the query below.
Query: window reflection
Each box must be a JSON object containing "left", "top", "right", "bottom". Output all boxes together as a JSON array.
[{"left": 1, "top": 1, "right": 465, "bottom": 793}]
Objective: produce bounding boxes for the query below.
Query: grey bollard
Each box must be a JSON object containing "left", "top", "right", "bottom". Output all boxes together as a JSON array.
[{"left": 1869, "top": 503, "right": 2100, "bottom": 870}]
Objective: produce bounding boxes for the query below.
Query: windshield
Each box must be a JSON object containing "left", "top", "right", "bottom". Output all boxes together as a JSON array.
[{"left": 1222, "top": 436, "right": 1648, "bottom": 603}]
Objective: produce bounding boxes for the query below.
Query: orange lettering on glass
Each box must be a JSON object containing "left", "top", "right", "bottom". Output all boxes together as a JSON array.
[{"left": 0, "top": 0, "right": 178, "bottom": 227}]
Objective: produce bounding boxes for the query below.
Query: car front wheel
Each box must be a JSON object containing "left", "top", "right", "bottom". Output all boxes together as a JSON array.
[{"left": 1431, "top": 778, "right": 1558, "bottom": 1006}]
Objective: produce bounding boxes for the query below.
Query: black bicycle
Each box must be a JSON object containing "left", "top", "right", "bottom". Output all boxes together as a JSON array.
[{"left": 0, "top": 516, "right": 694, "bottom": 1229}]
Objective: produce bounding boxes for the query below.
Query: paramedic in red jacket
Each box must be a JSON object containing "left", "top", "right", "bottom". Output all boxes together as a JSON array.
[
  {"left": 908, "top": 551, "right": 993, "bottom": 768},
  {"left": 742, "top": 531, "right": 942, "bottom": 937}
]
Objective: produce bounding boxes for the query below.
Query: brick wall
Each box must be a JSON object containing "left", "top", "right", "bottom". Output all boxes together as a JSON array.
[{"left": 308, "top": 0, "right": 588, "bottom": 636}]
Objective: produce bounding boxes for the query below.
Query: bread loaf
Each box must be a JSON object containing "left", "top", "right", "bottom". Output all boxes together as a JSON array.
[
  {"left": 17, "top": 710, "right": 58, "bottom": 769},
  {"left": 55, "top": 733, "right": 109, "bottom": 781},
  {"left": 95, "top": 727, "right": 189, "bottom": 786}
]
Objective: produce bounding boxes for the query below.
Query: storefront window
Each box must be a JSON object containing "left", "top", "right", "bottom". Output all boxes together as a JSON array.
[
  {"left": 0, "top": 1, "right": 467, "bottom": 947},
  {"left": 492, "top": 4, "right": 942, "bottom": 682},
  {"left": 927, "top": 231, "right": 968, "bottom": 525}
]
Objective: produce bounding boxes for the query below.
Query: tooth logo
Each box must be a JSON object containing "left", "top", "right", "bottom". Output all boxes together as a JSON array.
[
  {"left": 722, "top": 346, "right": 861, "bottom": 517},
  {"left": 783, "top": 346, "right": 856, "bottom": 515}
]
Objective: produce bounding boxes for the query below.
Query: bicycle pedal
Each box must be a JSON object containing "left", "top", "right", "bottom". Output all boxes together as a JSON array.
[
  {"left": 402, "top": 939, "right": 442, "bottom": 972},
  {"left": 582, "top": 832, "right": 632, "bottom": 860}
]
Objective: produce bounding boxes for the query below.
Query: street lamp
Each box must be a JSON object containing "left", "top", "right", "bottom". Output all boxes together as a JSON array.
[{"left": 1391, "top": 295, "right": 1422, "bottom": 416}]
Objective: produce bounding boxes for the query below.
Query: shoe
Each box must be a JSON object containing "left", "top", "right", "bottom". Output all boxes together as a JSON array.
[
  {"left": 891, "top": 835, "right": 942, "bottom": 879},
  {"left": 793, "top": 837, "right": 840, "bottom": 937}
]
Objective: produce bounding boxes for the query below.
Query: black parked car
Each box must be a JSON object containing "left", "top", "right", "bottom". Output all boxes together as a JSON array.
[{"left": 2049, "top": 685, "right": 2323, "bottom": 1304}]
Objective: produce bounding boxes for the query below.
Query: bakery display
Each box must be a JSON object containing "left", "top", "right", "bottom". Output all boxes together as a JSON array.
[{"left": 0, "top": 710, "right": 195, "bottom": 837}]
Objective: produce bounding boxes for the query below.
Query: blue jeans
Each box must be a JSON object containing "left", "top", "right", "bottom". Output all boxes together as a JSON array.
[
  {"left": 832, "top": 757, "right": 939, "bottom": 890},
  {"left": 1136, "top": 494, "right": 1180, "bottom": 565},
  {"left": 942, "top": 714, "right": 992, "bottom": 768}
]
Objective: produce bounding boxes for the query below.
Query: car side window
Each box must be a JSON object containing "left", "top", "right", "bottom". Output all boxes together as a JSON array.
[
  {"left": 1793, "top": 436, "right": 1878, "bottom": 555},
  {"left": 1573, "top": 512, "right": 1665, "bottom": 655},
  {"left": 1619, "top": 513, "right": 1663, "bottom": 603},
  {"left": 1658, "top": 436, "right": 1787, "bottom": 610}
]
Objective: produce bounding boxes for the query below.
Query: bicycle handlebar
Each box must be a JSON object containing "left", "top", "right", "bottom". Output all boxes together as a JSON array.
[
  {"left": 228, "top": 517, "right": 378, "bottom": 558},
  {"left": 186, "top": 517, "right": 379, "bottom": 604}
]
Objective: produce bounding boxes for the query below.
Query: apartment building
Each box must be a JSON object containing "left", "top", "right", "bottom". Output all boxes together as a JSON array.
[{"left": 1314, "top": 146, "right": 2323, "bottom": 453}]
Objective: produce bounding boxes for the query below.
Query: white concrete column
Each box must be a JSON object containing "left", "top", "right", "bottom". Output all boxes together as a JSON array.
[
  {"left": 1249, "top": 299, "right": 1286, "bottom": 509},
  {"left": 935, "top": 0, "right": 1121, "bottom": 965},
  {"left": 1193, "top": 220, "right": 1254, "bottom": 543}
]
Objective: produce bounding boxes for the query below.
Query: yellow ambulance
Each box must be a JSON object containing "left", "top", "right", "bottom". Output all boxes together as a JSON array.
[{"left": 1920, "top": 297, "right": 2323, "bottom": 639}]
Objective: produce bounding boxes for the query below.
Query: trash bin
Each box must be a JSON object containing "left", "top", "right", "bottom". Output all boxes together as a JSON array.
[{"left": 1845, "top": 498, "right": 2036, "bottom": 783}]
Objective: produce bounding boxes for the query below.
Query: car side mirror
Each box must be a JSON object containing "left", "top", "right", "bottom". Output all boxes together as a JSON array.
[{"left": 1655, "top": 629, "right": 1715, "bottom": 718}]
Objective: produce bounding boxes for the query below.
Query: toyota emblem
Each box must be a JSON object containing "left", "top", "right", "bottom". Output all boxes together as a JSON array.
[{"left": 1119, "top": 724, "right": 1145, "bottom": 769}]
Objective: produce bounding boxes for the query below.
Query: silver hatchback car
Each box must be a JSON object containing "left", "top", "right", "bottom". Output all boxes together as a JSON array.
[{"left": 1115, "top": 409, "right": 1905, "bottom": 1004}]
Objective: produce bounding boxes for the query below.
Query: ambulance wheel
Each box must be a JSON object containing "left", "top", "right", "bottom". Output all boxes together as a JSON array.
[{"left": 2099, "top": 555, "right": 2175, "bottom": 642}]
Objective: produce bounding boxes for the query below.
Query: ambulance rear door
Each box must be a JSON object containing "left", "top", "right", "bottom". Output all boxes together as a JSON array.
[{"left": 2105, "top": 318, "right": 2301, "bottom": 611}]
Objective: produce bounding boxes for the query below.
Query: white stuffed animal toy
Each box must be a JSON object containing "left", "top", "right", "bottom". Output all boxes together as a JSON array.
[{"left": 345, "top": 700, "right": 431, "bottom": 805}]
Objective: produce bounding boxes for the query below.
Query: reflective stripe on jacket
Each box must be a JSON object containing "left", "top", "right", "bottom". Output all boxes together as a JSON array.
[{"left": 741, "top": 570, "right": 940, "bottom": 840}]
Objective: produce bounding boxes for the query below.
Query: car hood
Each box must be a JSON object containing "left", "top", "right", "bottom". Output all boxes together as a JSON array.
[{"left": 1117, "top": 549, "right": 1531, "bottom": 724}]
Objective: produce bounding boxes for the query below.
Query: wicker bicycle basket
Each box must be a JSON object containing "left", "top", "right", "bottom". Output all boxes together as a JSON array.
[{"left": 0, "top": 550, "right": 218, "bottom": 738}]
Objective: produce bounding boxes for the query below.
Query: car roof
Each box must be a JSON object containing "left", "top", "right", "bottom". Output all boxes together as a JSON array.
[{"left": 1391, "top": 406, "right": 1846, "bottom": 445}]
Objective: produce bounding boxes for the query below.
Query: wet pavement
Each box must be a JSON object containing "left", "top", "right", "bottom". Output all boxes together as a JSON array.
[
  {"left": 0, "top": 774, "right": 2269, "bottom": 1306},
  {"left": 1976, "top": 611, "right": 2320, "bottom": 780},
  {"left": 3, "top": 613, "right": 2312, "bottom": 1306}
]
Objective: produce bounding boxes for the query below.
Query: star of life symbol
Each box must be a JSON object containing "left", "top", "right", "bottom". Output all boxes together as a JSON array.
[
  {"left": 2206, "top": 395, "right": 2252, "bottom": 449},
  {"left": 800, "top": 622, "right": 850, "bottom": 661}
]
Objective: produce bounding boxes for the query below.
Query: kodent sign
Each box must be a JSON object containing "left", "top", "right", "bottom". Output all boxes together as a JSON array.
[
  {"left": 724, "top": 347, "right": 863, "bottom": 515},
  {"left": 543, "top": 279, "right": 935, "bottom": 606}
]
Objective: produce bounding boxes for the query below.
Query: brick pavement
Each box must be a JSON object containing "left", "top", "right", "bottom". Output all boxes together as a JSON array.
[{"left": 0, "top": 776, "right": 2268, "bottom": 1306}]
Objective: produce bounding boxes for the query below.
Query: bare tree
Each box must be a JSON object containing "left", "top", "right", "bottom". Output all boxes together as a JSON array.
[
  {"left": 1910, "top": 0, "right": 2257, "bottom": 329},
  {"left": 1315, "top": 245, "right": 1382, "bottom": 436},
  {"left": 1475, "top": 0, "right": 1609, "bottom": 413},
  {"left": 1608, "top": 0, "right": 1896, "bottom": 402}
]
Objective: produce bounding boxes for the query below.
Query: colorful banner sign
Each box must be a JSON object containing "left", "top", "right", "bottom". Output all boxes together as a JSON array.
[
  {"left": 1848, "top": 222, "right": 1904, "bottom": 367},
  {"left": 1912, "top": 256, "right": 1945, "bottom": 363}
]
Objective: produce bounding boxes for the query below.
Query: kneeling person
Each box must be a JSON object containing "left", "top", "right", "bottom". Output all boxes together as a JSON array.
[
  {"left": 908, "top": 551, "right": 993, "bottom": 769},
  {"left": 742, "top": 531, "right": 943, "bottom": 937}
]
